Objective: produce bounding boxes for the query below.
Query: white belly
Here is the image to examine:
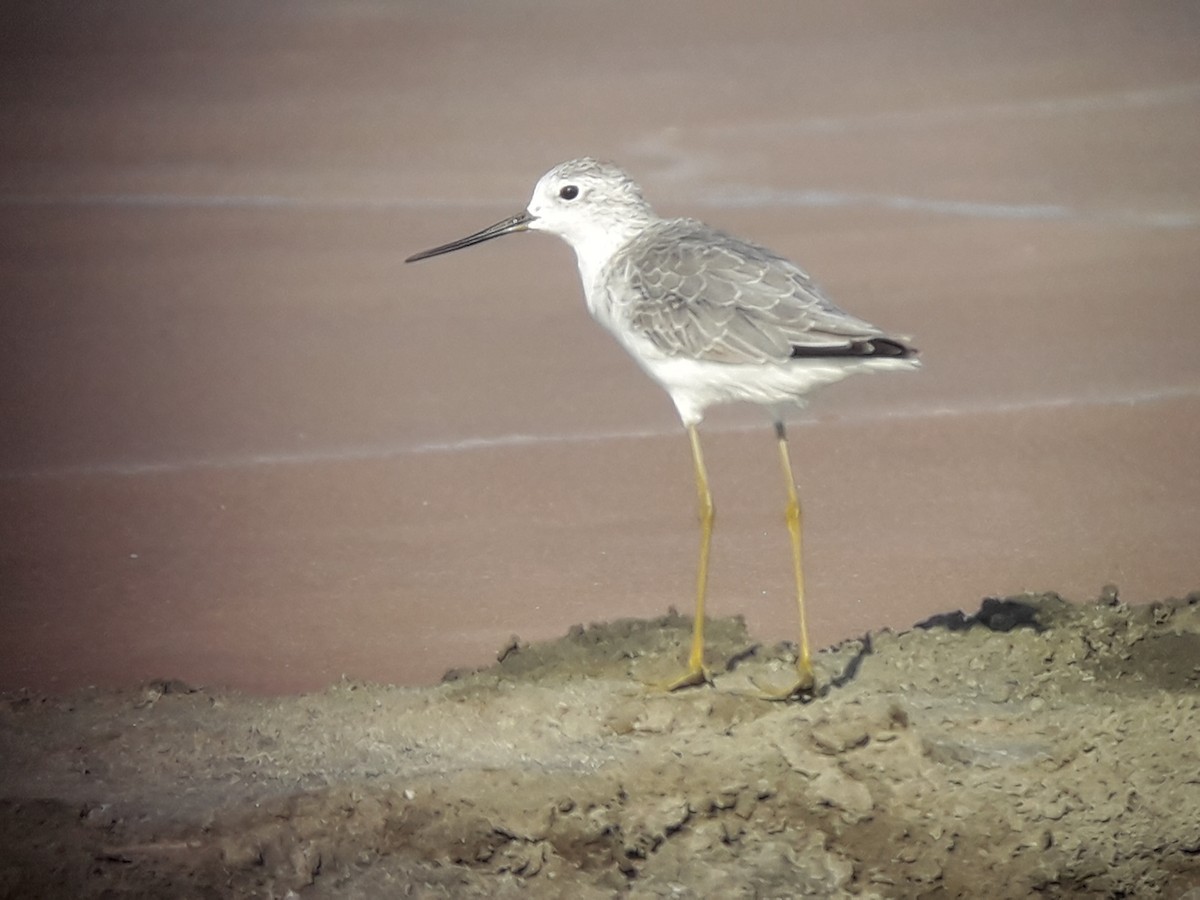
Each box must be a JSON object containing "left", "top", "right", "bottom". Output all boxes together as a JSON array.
[{"left": 641, "top": 352, "right": 919, "bottom": 427}]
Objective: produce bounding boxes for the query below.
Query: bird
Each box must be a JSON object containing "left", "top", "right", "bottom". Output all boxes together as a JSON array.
[{"left": 406, "top": 158, "right": 919, "bottom": 698}]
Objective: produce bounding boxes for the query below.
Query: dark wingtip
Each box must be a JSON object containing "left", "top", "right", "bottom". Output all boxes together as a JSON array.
[
  {"left": 790, "top": 337, "right": 919, "bottom": 360},
  {"left": 864, "top": 337, "right": 918, "bottom": 358}
]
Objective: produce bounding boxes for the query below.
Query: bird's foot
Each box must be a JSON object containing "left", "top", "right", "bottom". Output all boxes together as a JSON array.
[
  {"left": 750, "top": 663, "right": 817, "bottom": 702},
  {"left": 661, "top": 663, "right": 712, "bottom": 692}
]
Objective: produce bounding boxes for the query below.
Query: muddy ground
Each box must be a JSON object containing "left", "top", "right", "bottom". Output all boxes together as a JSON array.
[{"left": 1, "top": 589, "right": 1198, "bottom": 899}]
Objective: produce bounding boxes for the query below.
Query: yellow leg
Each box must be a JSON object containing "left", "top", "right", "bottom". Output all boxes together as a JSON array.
[
  {"left": 776, "top": 421, "right": 816, "bottom": 695},
  {"left": 666, "top": 424, "right": 713, "bottom": 690}
]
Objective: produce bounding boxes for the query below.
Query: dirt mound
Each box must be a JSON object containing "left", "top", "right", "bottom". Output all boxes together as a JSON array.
[{"left": 2, "top": 590, "right": 1198, "bottom": 898}]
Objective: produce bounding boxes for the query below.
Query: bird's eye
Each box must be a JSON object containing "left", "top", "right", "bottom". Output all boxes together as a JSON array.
[{"left": 559, "top": 185, "right": 579, "bottom": 200}]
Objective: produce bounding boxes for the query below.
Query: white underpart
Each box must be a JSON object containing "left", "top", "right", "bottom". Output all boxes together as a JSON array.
[{"left": 646, "top": 355, "right": 918, "bottom": 427}]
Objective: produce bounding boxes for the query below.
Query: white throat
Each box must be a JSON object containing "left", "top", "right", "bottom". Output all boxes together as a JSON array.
[{"left": 570, "top": 227, "right": 640, "bottom": 296}]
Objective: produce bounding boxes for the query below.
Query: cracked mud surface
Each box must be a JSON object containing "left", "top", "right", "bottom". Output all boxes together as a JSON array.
[{"left": 2, "top": 591, "right": 1198, "bottom": 898}]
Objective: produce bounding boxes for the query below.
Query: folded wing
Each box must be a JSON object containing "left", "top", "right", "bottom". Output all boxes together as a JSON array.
[{"left": 613, "top": 220, "right": 911, "bottom": 365}]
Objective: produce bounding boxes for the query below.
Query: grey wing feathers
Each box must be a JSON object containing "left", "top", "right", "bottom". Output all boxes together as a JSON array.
[{"left": 617, "top": 220, "right": 891, "bottom": 364}]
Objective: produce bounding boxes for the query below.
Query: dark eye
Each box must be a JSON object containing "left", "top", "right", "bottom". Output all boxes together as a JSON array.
[{"left": 559, "top": 185, "right": 579, "bottom": 200}]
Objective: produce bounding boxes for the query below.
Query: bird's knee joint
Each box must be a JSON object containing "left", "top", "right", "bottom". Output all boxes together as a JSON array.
[{"left": 784, "top": 499, "right": 800, "bottom": 524}]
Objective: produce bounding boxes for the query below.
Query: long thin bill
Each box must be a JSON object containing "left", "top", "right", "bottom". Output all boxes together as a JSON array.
[{"left": 405, "top": 210, "right": 535, "bottom": 263}]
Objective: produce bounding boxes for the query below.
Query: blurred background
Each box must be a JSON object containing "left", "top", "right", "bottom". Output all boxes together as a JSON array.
[{"left": 1, "top": 1, "right": 1198, "bottom": 692}]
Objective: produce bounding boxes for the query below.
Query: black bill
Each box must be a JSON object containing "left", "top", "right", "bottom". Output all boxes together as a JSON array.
[{"left": 405, "top": 210, "right": 535, "bottom": 263}]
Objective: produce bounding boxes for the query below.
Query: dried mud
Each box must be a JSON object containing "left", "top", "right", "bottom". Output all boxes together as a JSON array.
[{"left": 1, "top": 591, "right": 1198, "bottom": 898}]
